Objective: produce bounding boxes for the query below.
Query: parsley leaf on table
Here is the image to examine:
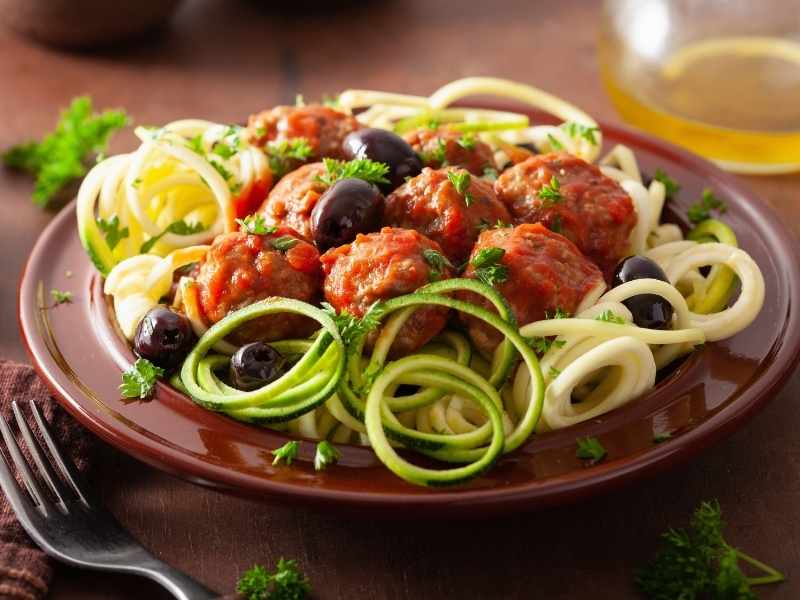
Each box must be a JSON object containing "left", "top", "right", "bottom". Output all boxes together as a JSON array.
[
  {"left": 314, "top": 441, "right": 341, "bottom": 471},
  {"left": 635, "top": 500, "right": 784, "bottom": 600},
  {"left": 237, "top": 558, "right": 311, "bottom": 600},
  {"left": 50, "top": 289, "right": 73, "bottom": 306},
  {"left": 576, "top": 436, "right": 606, "bottom": 462},
  {"left": 271, "top": 441, "right": 300, "bottom": 466},
  {"left": 119, "top": 358, "right": 164, "bottom": 399},
  {"left": 687, "top": 188, "right": 728, "bottom": 224},
  {"left": 2, "top": 96, "right": 128, "bottom": 207},
  {"left": 316, "top": 157, "right": 389, "bottom": 187}
]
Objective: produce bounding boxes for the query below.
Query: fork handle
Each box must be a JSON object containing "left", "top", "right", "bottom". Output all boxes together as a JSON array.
[{"left": 132, "top": 557, "right": 218, "bottom": 600}]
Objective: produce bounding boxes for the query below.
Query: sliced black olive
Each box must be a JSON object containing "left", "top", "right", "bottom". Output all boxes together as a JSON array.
[
  {"left": 612, "top": 255, "right": 674, "bottom": 329},
  {"left": 229, "top": 342, "right": 287, "bottom": 391},
  {"left": 133, "top": 306, "right": 195, "bottom": 371},
  {"left": 311, "top": 177, "right": 384, "bottom": 252},
  {"left": 343, "top": 128, "right": 422, "bottom": 192}
]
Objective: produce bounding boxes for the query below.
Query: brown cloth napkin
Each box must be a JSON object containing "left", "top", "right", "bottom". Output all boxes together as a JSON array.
[{"left": 0, "top": 360, "right": 96, "bottom": 600}]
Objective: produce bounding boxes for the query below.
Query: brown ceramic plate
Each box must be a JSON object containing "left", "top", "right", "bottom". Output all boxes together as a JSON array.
[{"left": 18, "top": 107, "right": 800, "bottom": 517}]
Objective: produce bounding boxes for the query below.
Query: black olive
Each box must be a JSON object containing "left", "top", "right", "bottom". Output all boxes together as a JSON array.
[
  {"left": 517, "top": 142, "right": 539, "bottom": 154},
  {"left": 311, "top": 177, "right": 384, "bottom": 252},
  {"left": 229, "top": 342, "right": 287, "bottom": 391},
  {"left": 133, "top": 306, "right": 195, "bottom": 371},
  {"left": 612, "top": 255, "right": 674, "bottom": 329},
  {"left": 343, "top": 128, "right": 422, "bottom": 192}
]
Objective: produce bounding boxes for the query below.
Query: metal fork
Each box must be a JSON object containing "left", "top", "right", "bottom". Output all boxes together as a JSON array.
[{"left": 0, "top": 400, "right": 217, "bottom": 600}]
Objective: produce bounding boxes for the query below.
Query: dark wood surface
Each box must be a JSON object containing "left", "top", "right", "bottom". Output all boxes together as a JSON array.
[{"left": 1, "top": 1, "right": 799, "bottom": 598}]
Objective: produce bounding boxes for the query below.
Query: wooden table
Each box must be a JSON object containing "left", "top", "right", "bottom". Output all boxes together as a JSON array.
[{"left": 1, "top": 1, "right": 799, "bottom": 598}]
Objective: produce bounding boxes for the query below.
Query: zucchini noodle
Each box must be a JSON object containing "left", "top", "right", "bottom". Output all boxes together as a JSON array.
[{"left": 77, "top": 120, "right": 268, "bottom": 275}]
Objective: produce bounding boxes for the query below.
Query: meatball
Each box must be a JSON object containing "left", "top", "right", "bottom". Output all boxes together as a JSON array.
[
  {"left": 404, "top": 127, "right": 495, "bottom": 175},
  {"left": 320, "top": 227, "right": 452, "bottom": 356},
  {"left": 459, "top": 223, "right": 605, "bottom": 355},
  {"left": 196, "top": 229, "right": 322, "bottom": 344},
  {"left": 246, "top": 104, "right": 360, "bottom": 161},
  {"left": 495, "top": 152, "right": 636, "bottom": 278},
  {"left": 257, "top": 162, "right": 327, "bottom": 241},
  {"left": 384, "top": 167, "right": 511, "bottom": 263}
]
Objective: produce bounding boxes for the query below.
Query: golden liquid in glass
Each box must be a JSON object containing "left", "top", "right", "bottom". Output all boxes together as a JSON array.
[{"left": 601, "top": 36, "right": 800, "bottom": 173}]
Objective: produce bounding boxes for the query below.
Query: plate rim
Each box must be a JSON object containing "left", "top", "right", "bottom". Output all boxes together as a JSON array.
[{"left": 17, "top": 110, "right": 800, "bottom": 515}]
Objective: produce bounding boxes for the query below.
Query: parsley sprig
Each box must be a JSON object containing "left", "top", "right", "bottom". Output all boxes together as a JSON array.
[
  {"left": 140, "top": 220, "right": 207, "bottom": 254},
  {"left": 653, "top": 168, "right": 681, "bottom": 198},
  {"left": 3, "top": 96, "right": 128, "bottom": 207},
  {"left": 237, "top": 559, "right": 311, "bottom": 600},
  {"left": 423, "top": 249, "right": 453, "bottom": 282},
  {"left": 271, "top": 441, "right": 299, "bottom": 466},
  {"left": 120, "top": 358, "right": 164, "bottom": 399},
  {"left": 576, "top": 436, "right": 606, "bottom": 462},
  {"left": 50, "top": 289, "right": 73, "bottom": 306},
  {"left": 316, "top": 157, "right": 389, "bottom": 187},
  {"left": 595, "top": 309, "right": 626, "bottom": 324},
  {"left": 322, "top": 301, "right": 386, "bottom": 347},
  {"left": 561, "top": 121, "right": 600, "bottom": 145},
  {"left": 471, "top": 247, "right": 509, "bottom": 287},
  {"left": 271, "top": 235, "right": 298, "bottom": 252},
  {"left": 457, "top": 132, "right": 477, "bottom": 151},
  {"left": 96, "top": 215, "right": 129, "bottom": 251},
  {"left": 447, "top": 170, "right": 474, "bottom": 206},
  {"left": 688, "top": 188, "right": 728, "bottom": 224},
  {"left": 636, "top": 500, "right": 784, "bottom": 599},
  {"left": 538, "top": 176, "right": 562, "bottom": 206},
  {"left": 314, "top": 441, "right": 341, "bottom": 471},
  {"left": 266, "top": 138, "right": 313, "bottom": 179},
  {"left": 237, "top": 214, "right": 277, "bottom": 235}
]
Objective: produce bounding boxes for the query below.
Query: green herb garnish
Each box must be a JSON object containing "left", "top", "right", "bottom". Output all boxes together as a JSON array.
[
  {"left": 419, "top": 138, "right": 447, "bottom": 165},
  {"left": 561, "top": 121, "right": 600, "bottom": 145},
  {"left": 653, "top": 432, "right": 672, "bottom": 444},
  {"left": 266, "top": 138, "right": 313, "bottom": 179},
  {"left": 120, "top": 358, "right": 164, "bottom": 399},
  {"left": 140, "top": 220, "right": 206, "bottom": 253},
  {"left": 457, "top": 132, "right": 477, "bottom": 151},
  {"left": 546, "top": 307, "right": 570, "bottom": 320},
  {"left": 322, "top": 301, "right": 386, "bottom": 347},
  {"left": 471, "top": 247, "right": 509, "bottom": 287},
  {"left": 50, "top": 289, "right": 73, "bottom": 306},
  {"left": 538, "top": 176, "right": 562, "bottom": 206},
  {"left": 576, "top": 436, "right": 606, "bottom": 461},
  {"left": 237, "top": 559, "right": 311, "bottom": 600},
  {"left": 187, "top": 134, "right": 205, "bottom": 155},
  {"left": 271, "top": 441, "right": 300, "bottom": 466},
  {"left": 528, "top": 336, "right": 566, "bottom": 355},
  {"left": 314, "top": 441, "right": 341, "bottom": 471},
  {"left": 595, "top": 309, "right": 626, "bottom": 324},
  {"left": 653, "top": 168, "right": 680, "bottom": 198},
  {"left": 688, "top": 188, "right": 728, "bottom": 224},
  {"left": 635, "top": 500, "right": 784, "bottom": 599},
  {"left": 547, "top": 133, "right": 564, "bottom": 150},
  {"left": 548, "top": 367, "right": 561, "bottom": 379},
  {"left": 482, "top": 166, "right": 499, "bottom": 181},
  {"left": 317, "top": 157, "right": 390, "bottom": 187},
  {"left": 271, "top": 235, "right": 298, "bottom": 252},
  {"left": 2, "top": 96, "right": 128, "bottom": 207},
  {"left": 237, "top": 214, "right": 277, "bottom": 236},
  {"left": 423, "top": 248, "right": 453, "bottom": 282},
  {"left": 96, "top": 215, "right": 129, "bottom": 251},
  {"left": 447, "top": 170, "right": 473, "bottom": 206}
]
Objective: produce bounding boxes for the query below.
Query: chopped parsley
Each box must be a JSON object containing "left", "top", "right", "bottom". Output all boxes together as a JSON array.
[
  {"left": 425, "top": 118, "right": 440, "bottom": 130},
  {"left": 475, "top": 218, "right": 511, "bottom": 233},
  {"left": 545, "top": 307, "right": 570, "bottom": 320},
  {"left": 314, "top": 441, "right": 341, "bottom": 471},
  {"left": 266, "top": 138, "right": 313, "bottom": 179},
  {"left": 187, "top": 134, "right": 205, "bottom": 155},
  {"left": 457, "top": 132, "right": 477, "bottom": 151},
  {"left": 561, "top": 121, "right": 600, "bottom": 145},
  {"left": 447, "top": 170, "right": 474, "bottom": 206},
  {"left": 316, "top": 157, "right": 390, "bottom": 187},
  {"left": 687, "top": 188, "right": 728, "bottom": 224},
  {"left": 576, "top": 436, "right": 606, "bottom": 461},
  {"left": 538, "top": 176, "right": 562, "bottom": 206},
  {"left": 2, "top": 96, "right": 128, "bottom": 207},
  {"left": 322, "top": 94, "right": 340, "bottom": 107},
  {"left": 547, "top": 133, "right": 564, "bottom": 150},
  {"left": 482, "top": 166, "right": 499, "bottom": 181},
  {"left": 653, "top": 168, "right": 681, "bottom": 198},
  {"left": 209, "top": 159, "right": 240, "bottom": 193},
  {"left": 471, "top": 247, "right": 509, "bottom": 287},
  {"left": 50, "top": 289, "right": 73, "bottom": 306},
  {"left": 237, "top": 214, "right": 277, "bottom": 235},
  {"left": 119, "top": 358, "right": 164, "bottom": 399},
  {"left": 529, "top": 336, "right": 566, "bottom": 355},
  {"left": 271, "top": 235, "right": 298, "bottom": 252},
  {"left": 419, "top": 138, "right": 447, "bottom": 165},
  {"left": 595, "top": 309, "right": 627, "bottom": 324},
  {"left": 96, "top": 215, "right": 129, "bottom": 251},
  {"left": 237, "top": 559, "right": 311, "bottom": 600},
  {"left": 271, "top": 441, "right": 299, "bottom": 466},
  {"left": 635, "top": 500, "right": 784, "bottom": 600},
  {"left": 653, "top": 432, "right": 672, "bottom": 444},
  {"left": 548, "top": 367, "right": 561, "bottom": 379},
  {"left": 140, "top": 220, "right": 207, "bottom": 253},
  {"left": 423, "top": 248, "right": 453, "bottom": 282},
  {"left": 322, "top": 301, "right": 386, "bottom": 347}
]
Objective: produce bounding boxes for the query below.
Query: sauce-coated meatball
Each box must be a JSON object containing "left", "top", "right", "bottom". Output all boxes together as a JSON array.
[
  {"left": 384, "top": 167, "right": 511, "bottom": 263},
  {"left": 459, "top": 223, "right": 605, "bottom": 355},
  {"left": 258, "top": 162, "right": 328, "bottom": 241},
  {"left": 321, "top": 227, "right": 452, "bottom": 356},
  {"left": 246, "top": 104, "right": 360, "bottom": 161},
  {"left": 495, "top": 152, "right": 636, "bottom": 278},
  {"left": 196, "top": 229, "right": 322, "bottom": 343},
  {"left": 404, "top": 127, "right": 495, "bottom": 175}
]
